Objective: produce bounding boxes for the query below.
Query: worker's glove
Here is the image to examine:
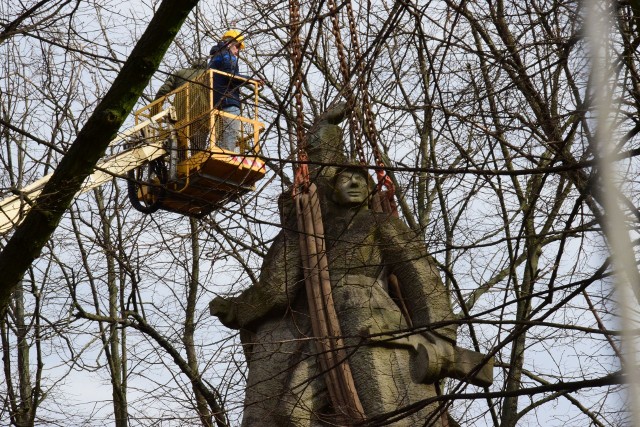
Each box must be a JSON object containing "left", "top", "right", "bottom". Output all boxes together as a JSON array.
[{"left": 210, "top": 296, "right": 239, "bottom": 329}]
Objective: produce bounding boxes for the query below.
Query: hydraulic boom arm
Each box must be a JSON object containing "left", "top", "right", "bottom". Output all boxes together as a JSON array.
[{"left": 0, "top": 107, "right": 174, "bottom": 234}]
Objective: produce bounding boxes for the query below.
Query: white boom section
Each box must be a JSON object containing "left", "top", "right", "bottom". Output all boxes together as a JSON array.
[{"left": 0, "top": 108, "right": 173, "bottom": 234}]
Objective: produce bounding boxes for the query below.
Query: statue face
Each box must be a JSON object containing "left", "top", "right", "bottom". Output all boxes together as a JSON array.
[{"left": 332, "top": 170, "right": 370, "bottom": 207}]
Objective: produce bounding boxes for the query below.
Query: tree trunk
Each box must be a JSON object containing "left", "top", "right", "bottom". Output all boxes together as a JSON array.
[
  {"left": 184, "top": 219, "right": 213, "bottom": 426},
  {"left": 500, "top": 238, "right": 541, "bottom": 426},
  {"left": 0, "top": 0, "right": 200, "bottom": 311},
  {"left": 96, "top": 189, "right": 128, "bottom": 427}
]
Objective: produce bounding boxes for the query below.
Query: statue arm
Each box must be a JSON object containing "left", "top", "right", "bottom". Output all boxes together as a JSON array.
[
  {"left": 210, "top": 229, "right": 302, "bottom": 329},
  {"left": 379, "top": 218, "right": 457, "bottom": 343}
]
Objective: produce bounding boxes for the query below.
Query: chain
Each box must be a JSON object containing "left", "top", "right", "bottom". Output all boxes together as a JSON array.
[
  {"left": 326, "top": 0, "right": 363, "bottom": 162},
  {"left": 329, "top": 0, "right": 395, "bottom": 209},
  {"left": 289, "top": 0, "right": 309, "bottom": 192},
  {"left": 344, "top": 1, "right": 385, "bottom": 170}
]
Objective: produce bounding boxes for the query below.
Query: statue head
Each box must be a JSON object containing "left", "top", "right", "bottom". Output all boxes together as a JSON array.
[{"left": 331, "top": 166, "right": 374, "bottom": 208}]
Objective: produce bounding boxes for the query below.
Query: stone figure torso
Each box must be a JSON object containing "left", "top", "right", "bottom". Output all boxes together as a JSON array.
[
  {"left": 211, "top": 178, "right": 456, "bottom": 425},
  {"left": 209, "top": 108, "right": 485, "bottom": 426}
]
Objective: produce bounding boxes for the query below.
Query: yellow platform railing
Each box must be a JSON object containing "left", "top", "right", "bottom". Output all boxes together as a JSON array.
[{"left": 134, "top": 69, "right": 264, "bottom": 170}]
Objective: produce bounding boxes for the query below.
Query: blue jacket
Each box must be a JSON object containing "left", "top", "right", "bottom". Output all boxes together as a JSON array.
[{"left": 208, "top": 41, "right": 250, "bottom": 109}]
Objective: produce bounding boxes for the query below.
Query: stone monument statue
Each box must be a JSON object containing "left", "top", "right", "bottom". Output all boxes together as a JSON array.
[{"left": 210, "top": 106, "right": 492, "bottom": 426}]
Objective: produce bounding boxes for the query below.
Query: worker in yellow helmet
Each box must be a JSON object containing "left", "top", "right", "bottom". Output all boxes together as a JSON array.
[{"left": 208, "top": 29, "right": 254, "bottom": 152}]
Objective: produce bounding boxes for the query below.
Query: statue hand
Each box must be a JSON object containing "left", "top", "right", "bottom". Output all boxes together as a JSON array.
[
  {"left": 210, "top": 296, "right": 239, "bottom": 329},
  {"left": 317, "top": 101, "right": 348, "bottom": 124},
  {"left": 410, "top": 336, "right": 456, "bottom": 384}
]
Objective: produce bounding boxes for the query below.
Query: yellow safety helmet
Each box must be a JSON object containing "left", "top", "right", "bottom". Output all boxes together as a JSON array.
[{"left": 222, "top": 29, "right": 245, "bottom": 49}]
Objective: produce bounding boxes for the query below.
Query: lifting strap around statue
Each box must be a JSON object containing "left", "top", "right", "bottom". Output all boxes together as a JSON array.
[
  {"left": 293, "top": 177, "right": 366, "bottom": 423},
  {"left": 289, "top": 0, "right": 365, "bottom": 422}
]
